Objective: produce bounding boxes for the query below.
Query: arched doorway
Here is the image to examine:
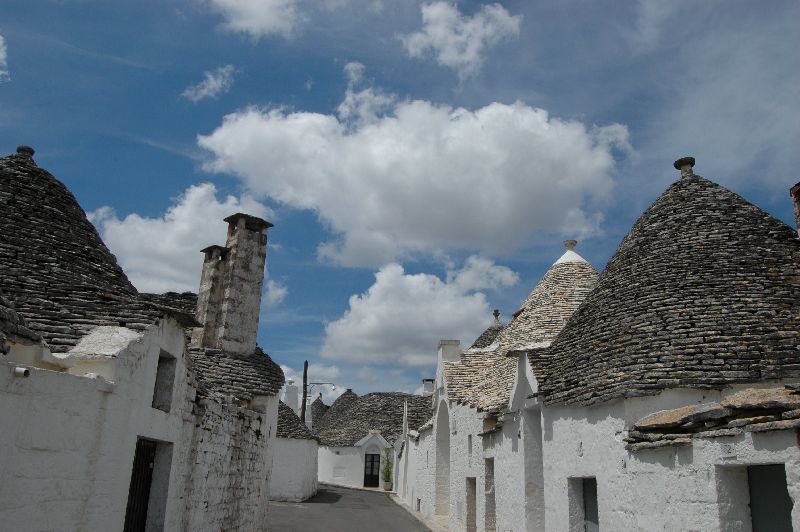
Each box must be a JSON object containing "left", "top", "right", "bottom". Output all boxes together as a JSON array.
[{"left": 435, "top": 401, "right": 451, "bottom": 516}]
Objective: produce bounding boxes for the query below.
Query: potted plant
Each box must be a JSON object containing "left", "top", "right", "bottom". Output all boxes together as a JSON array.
[{"left": 381, "top": 448, "right": 393, "bottom": 491}]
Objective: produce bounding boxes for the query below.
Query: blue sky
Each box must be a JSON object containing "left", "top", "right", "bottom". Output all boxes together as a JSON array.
[{"left": 1, "top": 0, "right": 798, "bottom": 403}]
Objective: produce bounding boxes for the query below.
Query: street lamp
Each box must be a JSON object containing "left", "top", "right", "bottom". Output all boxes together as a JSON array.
[{"left": 299, "top": 359, "right": 338, "bottom": 423}]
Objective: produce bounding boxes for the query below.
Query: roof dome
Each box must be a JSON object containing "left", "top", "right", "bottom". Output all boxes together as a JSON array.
[
  {"left": 537, "top": 172, "right": 800, "bottom": 406},
  {"left": 0, "top": 149, "right": 191, "bottom": 350},
  {"left": 446, "top": 243, "right": 599, "bottom": 412}
]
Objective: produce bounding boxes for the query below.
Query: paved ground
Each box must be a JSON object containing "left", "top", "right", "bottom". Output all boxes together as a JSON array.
[{"left": 269, "top": 484, "right": 430, "bottom": 532}]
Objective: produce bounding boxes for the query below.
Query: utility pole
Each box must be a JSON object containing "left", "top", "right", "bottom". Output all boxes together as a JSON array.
[{"left": 300, "top": 360, "right": 308, "bottom": 424}]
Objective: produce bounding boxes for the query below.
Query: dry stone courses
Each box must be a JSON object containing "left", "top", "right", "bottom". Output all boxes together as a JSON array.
[
  {"left": 277, "top": 401, "right": 319, "bottom": 440},
  {"left": 534, "top": 171, "right": 800, "bottom": 406}
]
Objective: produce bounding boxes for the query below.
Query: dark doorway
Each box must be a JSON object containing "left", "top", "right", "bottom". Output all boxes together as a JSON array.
[
  {"left": 364, "top": 454, "right": 380, "bottom": 487},
  {"left": 466, "top": 477, "right": 477, "bottom": 532},
  {"left": 748, "top": 464, "right": 792, "bottom": 532},
  {"left": 124, "top": 437, "right": 172, "bottom": 532},
  {"left": 124, "top": 438, "right": 157, "bottom": 532},
  {"left": 582, "top": 477, "right": 599, "bottom": 532}
]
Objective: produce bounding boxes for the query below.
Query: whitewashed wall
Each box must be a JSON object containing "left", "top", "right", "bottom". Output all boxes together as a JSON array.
[
  {"left": 0, "top": 318, "right": 280, "bottom": 532},
  {"left": 318, "top": 440, "right": 391, "bottom": 489},
  {"left": 542, "top": 387, "right": 800, "bottom": 532},
  {"left": 0, "top": 319, "right": 191, "bottom": 531},
  {"left": 270, "top": 438, "right": 318, "bottom": 501},
  {"left": 397, "top": 428, "right": 435, "bottom": 517}
]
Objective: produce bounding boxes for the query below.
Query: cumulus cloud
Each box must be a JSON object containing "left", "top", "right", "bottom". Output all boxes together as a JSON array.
[
  {"left": 321, "top": 256, "right": 518, "bottom": 367},
  {"left": 198, "top": 68, "right": 629, "bottom": 267},
  {"left": 0, "top": 35, "right": 9, "bottom": 81},
  {"left": 89, "top": 183, "right": 271, "bottom": 293},
  {"left": 263, "top": 279, "right": 289, "bottom": 308},
  {"left": 182, "top": 64, "right": 236, "bottom": 102},
  {"left": 400, "top": 2, "right": 522, "bottom": 79},
  {"left": 203, "top": 0, "right": 304, "bottom": 39}
]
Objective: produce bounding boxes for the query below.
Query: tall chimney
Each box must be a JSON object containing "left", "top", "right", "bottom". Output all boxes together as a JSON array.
[
  {"left": 438, "top": 340, "right": 461, "bottom": 364},
  {"left": 216, "top": 213, "right": 272, "bottom": 355},
  {"left": 284, "top": 379, "right": 299, "bottom": 414},
  {"left": 192, "top": 245, "right": 229, "bottom": 348},
  {"left": 790, "top": 181, "right": 800, "bottom": 236},
  {"left": 192, "top": 213, "right": 273, "bottom": 355}
]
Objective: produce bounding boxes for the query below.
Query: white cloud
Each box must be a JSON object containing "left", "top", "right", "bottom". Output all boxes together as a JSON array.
[
  {"left": 198, "top": 67, "right": 629, "bottom": 267},
  {"left": 0, "top": 35, "right": 9, "bottom": 81},
  {"left": 89, "top": 183, "right": 270, "bottom": 293},
  {"left": 182, "top": 64, "right": 236, "bottom": 102},
  {"left": 629, "top": 0, "right": 800, "bottom": 188},
  {"left": 321, "top": 256, "right": 518, "bottom": 367},
  {"left": 263, "top": 279, "right": 288, "bottom": 308},
  {"left": 204, "top": 0, "right": 304, "bottom": 39},
  {"left": 400, "top": 2, "right": 522, "bottom": 79}
]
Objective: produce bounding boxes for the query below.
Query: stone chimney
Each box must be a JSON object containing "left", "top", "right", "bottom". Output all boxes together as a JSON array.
[
  {"left": 790, "top": 181, "right": 800, "bottom": 236},
  {"left": 421, "top": 378, "right": 435, "bottom": 396},
  {"left": 284, "top": 379, "right": 299, "bottom": 414},
  {"left": 192, "top": 213, "right": 273, "bottom": 355},
  {"left": 438, "top": 339, "right": 461, "bottom": 364}
]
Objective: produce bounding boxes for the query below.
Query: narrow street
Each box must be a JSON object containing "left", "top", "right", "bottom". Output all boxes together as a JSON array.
[{"left": 269, "top": 484, "right": 430, "bottom": 532}]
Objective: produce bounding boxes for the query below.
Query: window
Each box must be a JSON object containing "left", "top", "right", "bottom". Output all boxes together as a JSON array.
[
  {"left": 151, "top": 351, "right": 176, "bottom": 412},
  {"left": 568, "top": 477, "right": 598, "bottom": 532},
  {"left": 468, "top": 434, "right": 473, "bottom": 461}
]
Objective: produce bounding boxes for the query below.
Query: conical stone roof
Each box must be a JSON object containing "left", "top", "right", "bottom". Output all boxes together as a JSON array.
[
  {"left": 0, "top": 147, "right": 197, "bottom": 351},
  {"left": 535, "top": 170, "right": 800, "bottom": 406},
  {"left": 445, "top": 245, "right": 599, "bottom": 412},
  {"left": 277, "top": 401, "right": 319, "bottom": 441},
  {"left": 315, "top": 392, "right": 432, "bottom": 447}
]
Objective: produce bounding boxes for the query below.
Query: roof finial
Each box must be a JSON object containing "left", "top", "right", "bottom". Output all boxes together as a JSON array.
[
  {"left": 564, "top": 239, "right": 577, "bottom": 251},
  {"left": 16, "top": 146, "right": 35, "bottom": 158},
  {"left": 673, "top": 156, "right": 695, "bottom": 178},
  {"left": 493, "top": 308, "right": 501, "bottom": 326}
]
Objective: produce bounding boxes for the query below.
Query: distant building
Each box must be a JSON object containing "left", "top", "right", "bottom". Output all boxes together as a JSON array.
[
  {"left": 315, "top": 389, "right": 431, "bottom": 488},
  {"left": 0, "top": 146, "right": 284, "bottom": 531},
  {"left": 398, "top": 158, "right": 800, "bottom": 531},
  {"left": 271, "top": 401, "right": 319, "bottom": 502}
]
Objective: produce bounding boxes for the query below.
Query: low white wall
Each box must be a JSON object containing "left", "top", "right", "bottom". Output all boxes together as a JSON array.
[
  {"left": 271, "top": 437, "right": 318, "bottom": 501},
  {"left": 318, "top": 446, "right": 368, "bottom": 488},
  {"left": 542, "top": 387, "right": 800, "bottom": 532}
]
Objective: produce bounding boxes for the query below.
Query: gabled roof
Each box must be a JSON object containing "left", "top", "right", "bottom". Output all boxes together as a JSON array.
[
  {"left": 315, "top": 391, "right": 432, "bottom": 447},
  {"left": 535, "top": 169, "right": 800, "bottom": 406},
  {"left": 0, "top": 148, "right": 196, "bottom": 351},
  {"left": 277, "top": 401, "right": 319, "bottom": 441},
  {"left": 445, "top": 245, "right": 598, "bottom": 412}
]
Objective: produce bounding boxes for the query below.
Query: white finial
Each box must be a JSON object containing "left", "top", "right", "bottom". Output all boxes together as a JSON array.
[{"left": 564, "top": 240, "right": 577, "bottom": 251}]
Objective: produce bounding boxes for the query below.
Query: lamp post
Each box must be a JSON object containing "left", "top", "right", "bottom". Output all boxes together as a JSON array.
[{"left": 298, "top": 359, "right": 336, "bottom": 424}]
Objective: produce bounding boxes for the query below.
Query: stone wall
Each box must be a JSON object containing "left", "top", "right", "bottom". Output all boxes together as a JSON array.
[
  {"left": 270, "top": 438, "right": 318, "bottom": 501},
  {"left": 182, "top": 396, "right": 278, "bottom": 531}
]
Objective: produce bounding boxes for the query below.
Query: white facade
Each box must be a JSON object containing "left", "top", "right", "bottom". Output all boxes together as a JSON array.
[
  {"left": 318, "top": 432, "right": 391, "bottom": 488},
  {"left": 270, "top": 437, "right": 319, "bottom": 501},
  {"left": 0, "top": 317, "right": 280, "bottom": 532}
]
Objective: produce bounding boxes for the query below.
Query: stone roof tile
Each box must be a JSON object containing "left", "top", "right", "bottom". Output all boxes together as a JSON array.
[
  {"left": 445, "top": 251, "right": 598, "bottom": 412},
  {"left": 315, "top": 392, "right": 432, "bottom": 447},
  {"left": 277, "top": 401, "right": 319, "bottom": 441},
  {"left": 535, "top": 172, "right": 800, "bottom": 406},
  {"left": 188, "top": 346, "right": 285, "bottom": 402}
]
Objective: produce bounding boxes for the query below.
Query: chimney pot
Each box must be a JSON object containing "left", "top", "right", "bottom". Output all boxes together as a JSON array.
[
  {"left": 564, "top": 239, "right": 577, "bottom": 251},
  {"left": 16, "top": 146, "right": 35, "bottom": 158},
  {"left": 673, "top": 156, "right": 695, "bottom": 177}
]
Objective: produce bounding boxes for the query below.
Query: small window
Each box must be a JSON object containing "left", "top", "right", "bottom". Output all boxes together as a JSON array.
[
  {"left": 151, "top": 351, "right": 176, "bottom": 412},
  {"left": 468, "top": 434, "right": 473, "bottom": 460}
]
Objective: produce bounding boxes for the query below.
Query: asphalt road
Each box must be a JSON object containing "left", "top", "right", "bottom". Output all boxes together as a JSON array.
[{"left": 268, "top": 484, "right": 430, "bottom": 532}]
